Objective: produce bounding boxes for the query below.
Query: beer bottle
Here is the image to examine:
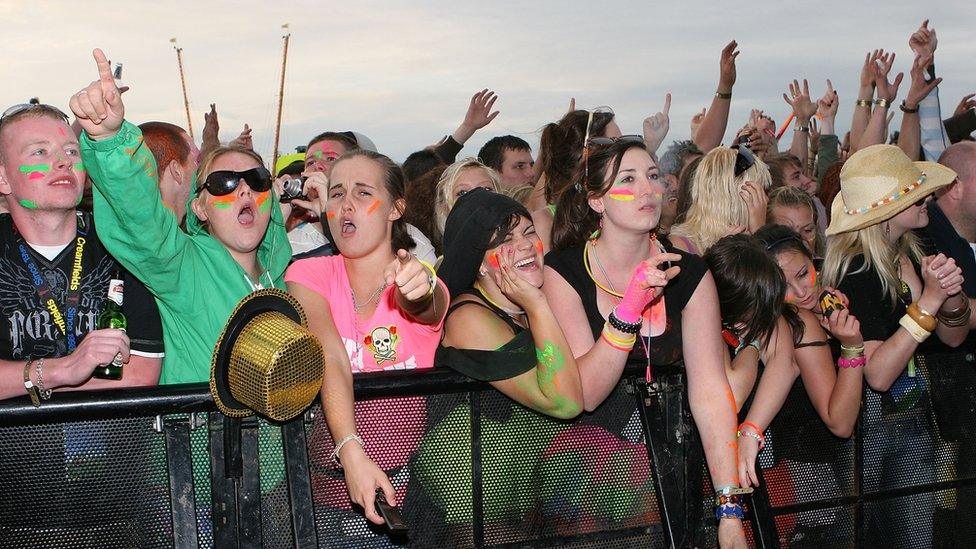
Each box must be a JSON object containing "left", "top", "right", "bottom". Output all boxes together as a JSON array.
[{"left": 94, "top": 275, "right": 126, "bottom": 379}]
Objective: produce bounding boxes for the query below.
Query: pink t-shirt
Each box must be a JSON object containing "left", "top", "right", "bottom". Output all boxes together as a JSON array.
[
  {"left": 285, "top": 255, "right": 446, "bottom": 507},
  {"left": 285, "top": 255, "right": 446, "bottom": 371}
]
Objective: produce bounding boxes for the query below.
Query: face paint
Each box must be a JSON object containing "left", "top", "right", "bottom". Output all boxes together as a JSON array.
[
  {"left": 255, "top": 191, "right": 272, "bottom": 212},
  {"left": 607, "top": 188, "right": 636, "bottom": 201},
  {"left": 19, "top": 164, "right": 50, "bottom": 181},
  {"left": 367, "top": 199, "right": 381, "bottom": 214},
  {"left": 807, "top": 267, "right": 817, "bottom": 289},
  {"left": 210, "top": 194, "right": 236, "bottom": 210},
  {"left": 536, "top": 342, "right": 565, "bottom": 386},
  {"left": 19, "top": 199, "right": 38, "bottom": 209},
  {"left": 487, "top": 251, "right": 500, "bottom": 269},
  {"left": 313, "top": 151, "right": 323, "bottom": 159},
  {"left": 75, "top": 194, "right": 83, "bottom": 206},
  {"left": 325, "top": 211, "right": 336, "bottom": 220},
  {"left": 535, "top": 240, "right": 544, "bottom": 255},
  {"left": 73, "top": 162, "right": 85, "bottom": 173},
  {"left": 57, "top": 127, "right": 66, "bottom": 137}
]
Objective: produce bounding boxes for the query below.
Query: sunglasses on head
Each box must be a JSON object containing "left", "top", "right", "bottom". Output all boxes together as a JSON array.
[
  {"left": 197, "top": 167, "right": 272, "bottom": 196},
  {"left": 731, "top": 144, "right": 757, "bottom": 178},
  {"left": 0, "top": 103, "right": 70, "bottom": 131}
]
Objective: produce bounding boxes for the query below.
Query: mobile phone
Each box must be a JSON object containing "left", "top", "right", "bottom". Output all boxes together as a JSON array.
[
  {"left": 375, "top": 491, "right": 408, "bottom": 532},
  {"left": 819, "top": 290, "right": 846, "bottom": 318}
]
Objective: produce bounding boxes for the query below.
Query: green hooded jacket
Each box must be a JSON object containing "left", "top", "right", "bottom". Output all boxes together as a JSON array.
[{"left": 81, "top": 120, "right": 292, "bottom": 384}]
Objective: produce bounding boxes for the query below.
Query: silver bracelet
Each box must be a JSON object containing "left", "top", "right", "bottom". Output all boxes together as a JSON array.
[
  {"left": 35, "top": 358, "right": 52, "bottom": 400},
  {"left": 331, "top": 433, "right": 364, "bottom": 467}
]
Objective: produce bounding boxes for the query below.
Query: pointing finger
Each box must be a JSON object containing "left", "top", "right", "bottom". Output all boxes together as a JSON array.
[
  {"left": 93, "top": 49, "right": 114, "bottom": 85},
  {"left": 663, "top": 93, "right": 671, "bottom": 115}
]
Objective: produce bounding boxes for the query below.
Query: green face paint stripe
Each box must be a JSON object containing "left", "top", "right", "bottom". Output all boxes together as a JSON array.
[
  {"left": 19, "top": 164, "right": 50, "bottom": 173},
  {"left": 256, "top": 192, "right": 272, "bottom": 212},
  {"left": 212, "top": 201, "right": 233, "bottom": 210},
  {"left": 19, "top": 199, "right": 38, "bottom": 209},
  {"left": 73, "top": 162, "right": 85, "bottom": 171},
  {"left": 75, "top": 194, "right": 83, "bottom": 206}
]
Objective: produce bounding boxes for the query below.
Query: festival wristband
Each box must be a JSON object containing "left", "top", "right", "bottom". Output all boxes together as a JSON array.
[{"left": 418, "top": 259, "right": 437, "bottom": 300}]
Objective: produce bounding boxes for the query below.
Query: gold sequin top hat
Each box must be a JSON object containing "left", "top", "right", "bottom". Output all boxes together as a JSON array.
[
  {"left": 210, "top": 288, "right": 324, "bottom": 422},
  {"left": 826, "top": 144, "right": 957, "bottom": 236}
]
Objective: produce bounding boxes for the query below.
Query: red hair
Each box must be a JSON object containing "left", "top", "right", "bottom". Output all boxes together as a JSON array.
[{"left": 139, "top": 122, "right": 191, "bottom": 181}]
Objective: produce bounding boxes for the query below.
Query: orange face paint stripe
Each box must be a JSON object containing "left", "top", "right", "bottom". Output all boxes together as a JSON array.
[
  {"left": 255, "top": 191, "right": 271, "bottom": 212},
  {"left": 210, "top": 195, "right": 236, "bottom": 210},
  {"left": 367, "top": 199, "right": 381, "bottom": 214}
]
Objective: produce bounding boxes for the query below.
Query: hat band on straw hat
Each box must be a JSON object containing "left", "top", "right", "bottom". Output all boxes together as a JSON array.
[{"left": 844, "top": 173, "right": 926, "bottom": 216}]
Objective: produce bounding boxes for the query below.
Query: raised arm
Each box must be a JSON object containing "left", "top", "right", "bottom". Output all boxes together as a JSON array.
[
  {"left": 859, "top": 52, "right": 903, "bottom": 150},
  {"left": 72, "top": 49, "right": 191, "bottom": 303},
  {"left": 784, "top": 79, "right": 819, "bottom": 166},
  {"left": 694, "top": 41, "right": 739, "bottom": 151},
  {"left": 898, "top": 53, "right": 941, "bottom": 160}
]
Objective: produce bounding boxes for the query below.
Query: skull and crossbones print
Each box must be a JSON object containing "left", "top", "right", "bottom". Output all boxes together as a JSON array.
[{"left": 364, "top": 325, "right": 400, "bottom": 364}]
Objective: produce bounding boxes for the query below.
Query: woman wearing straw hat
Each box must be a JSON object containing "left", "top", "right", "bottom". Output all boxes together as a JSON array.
[{"left": 821, "top": 143, "right": 969, "bottom": 547}]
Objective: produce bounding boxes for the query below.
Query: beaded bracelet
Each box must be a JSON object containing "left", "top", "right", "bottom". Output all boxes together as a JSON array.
[
  {"left": 838, "top": 355, "right": 866, "bottom": 368},
  {"left": 608, "top": 309, "right": 642, "bottom": 334},
  {"left": 331, "top": 433, "right": 365, "bottom": 467},
  {"left": 738, "top": 421, "right": 766, "bottom": 450}
]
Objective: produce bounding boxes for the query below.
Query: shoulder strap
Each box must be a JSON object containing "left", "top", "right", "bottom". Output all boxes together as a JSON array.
[{"left": 446, "top": 292, "right": 522, "bottom": 333}]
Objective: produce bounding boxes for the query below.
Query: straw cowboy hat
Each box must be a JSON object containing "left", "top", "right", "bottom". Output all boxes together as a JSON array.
[
  {"left": 826, "top": 144, "right": 957, "bottom": 236},
  {"left": 210, "top": 288, "right": 324, "bottom": 422}
]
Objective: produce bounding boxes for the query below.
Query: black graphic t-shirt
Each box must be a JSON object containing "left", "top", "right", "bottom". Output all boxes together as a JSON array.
[{"left": 0, "top": 213, "right": 164, "bottom": 361}]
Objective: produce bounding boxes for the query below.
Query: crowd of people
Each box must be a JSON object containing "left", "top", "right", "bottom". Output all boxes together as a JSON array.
[{"left": 1, "top": 18, "right": 975, "bottom": 548}]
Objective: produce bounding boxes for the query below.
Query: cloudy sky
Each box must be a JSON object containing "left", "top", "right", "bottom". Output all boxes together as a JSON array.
[{"left": 1, "top": 1, "right": 971, "bottom": 164}]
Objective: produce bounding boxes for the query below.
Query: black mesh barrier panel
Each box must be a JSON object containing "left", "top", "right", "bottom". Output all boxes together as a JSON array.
[
  {"left": 0, "top": 417, "right": 171, "bottom": 548},
  {"left": 754, "top": 349, "right": 976, "bottom": 548}
]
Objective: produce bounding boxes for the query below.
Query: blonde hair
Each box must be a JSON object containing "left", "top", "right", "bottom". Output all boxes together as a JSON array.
[
  {"left": 821, "top": 223, "right": 925, "bottom": 305},
  {"left": 195, "top": 146, "right": 266, "bottom": 184},
  {"left": 670, "top": 147, "right": 772, "bottom": 252},
  {"left": 434, "top": 157, "right": 501, "bottom": 241},
  {"left": 503, "top": 184, "right": 534, "bottom": 206},
  {"left": 766, "top": 185, "right": 824, "bottom": 257}
]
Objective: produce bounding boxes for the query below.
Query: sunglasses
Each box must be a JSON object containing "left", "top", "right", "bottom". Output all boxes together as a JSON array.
[
  {"left": 578, "top": 110, "right": 644, "bottom": 191},
  {"left": 731, "top": 144, "right": 757, "bottom": 178},
  {"left": 913, "top": 196, "right": 930, "bottom": 208},
  {"left": 0, "top": 103, "right": 70, "bottom": 131},
  {"left": 197, "top": 167, "right": 272, "bottom": 196}
]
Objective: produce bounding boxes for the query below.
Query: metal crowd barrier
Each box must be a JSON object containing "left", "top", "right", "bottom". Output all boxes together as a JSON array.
[{"left": 3, "top": 356, "right": 973, "bottom": 548}]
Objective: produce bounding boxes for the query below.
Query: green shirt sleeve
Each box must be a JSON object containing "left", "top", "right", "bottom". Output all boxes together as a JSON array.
[
  {"left": 81, "top": 120, "right": 191, "bottom": 303},
  {"left": 816, "top": 134, "right": 840, "bottom": 184}
]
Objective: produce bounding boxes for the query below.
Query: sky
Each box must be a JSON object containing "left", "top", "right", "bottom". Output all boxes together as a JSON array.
[{"left": 1, "top": 1, "right": 972, "bottom": 165}]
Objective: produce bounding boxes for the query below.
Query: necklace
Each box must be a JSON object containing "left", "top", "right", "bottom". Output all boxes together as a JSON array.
[
  {"left": 474, "top": 282, "right": 525, "bottom": 317},
  {"left": 352, "top": 281, "right": 387, "bottom": 314}
]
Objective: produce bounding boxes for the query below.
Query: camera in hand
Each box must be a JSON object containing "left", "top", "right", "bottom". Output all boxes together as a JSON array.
[
  {"left": 819, "top": 290, "right": 846, "bottom": 318},
  {"left": 280, "top": 176, "right": 306, "bottom": 203}
]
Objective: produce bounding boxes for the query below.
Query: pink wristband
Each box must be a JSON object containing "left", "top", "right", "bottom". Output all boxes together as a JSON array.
[{"left": 837, "top": 355, "right": 866, "bottom": 368}]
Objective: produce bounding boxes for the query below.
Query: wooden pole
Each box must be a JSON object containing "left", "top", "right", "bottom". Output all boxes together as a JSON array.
[
  {"left": 171, "top": 39, "right": 194, "bottom": 139},
  {"left": 272, "top": 25, "right": 291, "bottom": 173}
]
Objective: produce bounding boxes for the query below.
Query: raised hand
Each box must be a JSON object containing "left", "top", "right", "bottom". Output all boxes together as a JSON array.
[
  {"left": 642, "top": 93, "right": 671, "bottom": 154},
  {"left": 463, "top": 89, "right": 499, "bottom": 131},
  {"left": 690, "top": 107, "right": 707, "bottom": 140},
  {"left": 908, "top": 19, "right": 938, "bottom": 60},
  {"left": 718, "top": 40, "right": 740, "bottom": 93},
  {"left": 201, "top": 104, "right": 220, "bottom": 151},
  {"left": 818, "top": 80, "right": 839, "bottom": 120},
  {"left": 905, "top": 53, "right": 942, "bottom": 109},
  {"left": 873, "top": 52, "right": 904, "bottom": 103},
  {"left": 859, "top": 50, "right": 883, "bottom": 95},
  {"left": 783, "top": 79, "right": 817, "bottom": 121},
  {"left": 229, "top": 123, "right": 253, "bottom": 150},
  {"left": 492, "top": 245, "right": 545, "bottom": 311},
  {"left": 568, "top": 97, "right": 576, "bottom": 113},
  {"left": 68, "top": 48, "right": 125, "bottom": 140},
  {"left": 954, "top": 93, "right": 976, "bottom": 116},
  {"left": 384, "top": 249, "right": 434, "bottom": 303},
  {"left": 739, "top": 180, "right": 767, "bottom": 233},
  {"left": 809, "top": 118, "right": 820, "bottom": 154}
]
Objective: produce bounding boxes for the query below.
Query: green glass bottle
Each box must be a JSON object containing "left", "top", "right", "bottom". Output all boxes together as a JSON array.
[{"left": 94, "top": 276, "right": 126, "bottom": 379}]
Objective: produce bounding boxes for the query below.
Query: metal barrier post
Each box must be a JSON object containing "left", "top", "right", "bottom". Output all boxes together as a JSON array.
[{"left": 164, "top": 416, "right": 199, "bottom": 549}]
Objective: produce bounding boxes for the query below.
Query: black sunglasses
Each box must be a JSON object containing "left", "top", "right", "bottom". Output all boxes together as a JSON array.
[
  {"left": 197, "top": 167, "right": 272, "bottom": 196},
  {"left": 731, "top": 144, "right": 757, "bottom": 178}
]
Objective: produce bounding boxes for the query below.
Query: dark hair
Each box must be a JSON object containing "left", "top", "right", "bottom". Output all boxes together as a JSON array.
[
  {"left": 754, "top": 223, "right": 812, "bottom": 260},
  {"left": 673, "top": 155, "right": 702, "bottom": 226},
  {"left": 306, "top": 131, "right": 358, "bottom": 153},
  {"left": 403, "top": 149, "right": 447, "bottom": 183},
  {"left": 550, "top": 139, "right": 647, "bottom": 251},
  {"left": 764, "top": 153, "right": 803, "bottom": 191},
  {"left": 403, "top": 166, "right": 445, "bottom": 253},
  {"left": 333, "top": 150, "right": 415, "bottom": 252},
  {"left": 538, "top": 110, "right": 615, "bottom": 204},
  {"left": 139, "top": 121, "right": 192, "bottom": 178},
  {"left": 703, "top": 234, "right": 790, "bottom": 346},
  {"left": 819, "top": 160, "right": 844, "bottom": 218},
  {"left": 478, "top": 135, "right": 531, "bottom": 171}
]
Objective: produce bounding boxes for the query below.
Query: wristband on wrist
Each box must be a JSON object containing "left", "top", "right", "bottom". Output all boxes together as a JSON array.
[
  {"left": 715, "top": 91, "right": 732, "bottom": 100},
  {"left": 907, "top": 303, "right": 939, "bottom": 332},
  {"left": 938, "top": 299, "right": 971, "bottom": 327},
  {"left": 838, "top": 355, "right": 866, "bottom": 368},
  {"left": 737, "top": 420, "right": 766, "bottom": 450},
  {"left": 794, "top": 124, "right": 810, "bottom": 133},
  {"left": 331, "top": 433, "right": 365, "bottom": 467},
  {"left": 23, "top": 359, "right": 40, "bottom": 407},
  {"left": 873, "top": 98, "right": 891, "bottom": 109},
  {"left": 608, "top": 309, "right": 642, "bottom": 334},
  {"left": 601, "top": 324, "right": 637, "bottom": 351},
  {"left": 899, "top": 100, "right": 919, "bottom": 114},
  {"left": 35, "top": 358, "right": 51, "bottom": 401},
  {"left": 855, "top": 99, "right": 873, "bottom": 108},
  {"left": 898, "top": 314, "right": 932, "bottom": 343}
]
